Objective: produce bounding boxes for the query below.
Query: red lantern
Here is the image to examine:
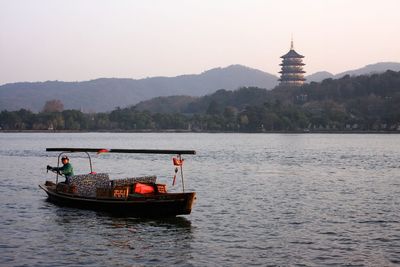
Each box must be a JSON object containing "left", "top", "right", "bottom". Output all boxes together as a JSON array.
[{"left": 173, "top": 157, "right": 184, "bottom": 166}]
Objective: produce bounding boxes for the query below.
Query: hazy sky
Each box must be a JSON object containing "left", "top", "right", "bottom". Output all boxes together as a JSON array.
[{"left": 1, "top": 0, "right": 399, "bottom": 85}]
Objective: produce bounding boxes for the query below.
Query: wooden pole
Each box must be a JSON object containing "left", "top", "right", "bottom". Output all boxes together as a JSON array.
[{"left": 179, "top": 154, "right": 185, "bottom": 192}]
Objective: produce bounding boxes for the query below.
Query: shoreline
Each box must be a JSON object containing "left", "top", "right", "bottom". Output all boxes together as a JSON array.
[{"left": 1, "top": 129, "right": 399, "bottom": 134}]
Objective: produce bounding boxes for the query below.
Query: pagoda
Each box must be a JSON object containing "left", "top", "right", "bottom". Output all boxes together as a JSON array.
[{"left": 279, "top": 39, "right": 306, "bottom": 86}]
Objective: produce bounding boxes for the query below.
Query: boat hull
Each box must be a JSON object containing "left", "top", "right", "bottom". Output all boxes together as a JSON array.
[{"left": 39, "top": 184, "right": 196, "bottom": 217}]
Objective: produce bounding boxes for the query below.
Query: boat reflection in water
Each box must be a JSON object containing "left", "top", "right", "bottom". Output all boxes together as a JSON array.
[{"left": 46, "top": 206, "right": 194, "bottom": 266}]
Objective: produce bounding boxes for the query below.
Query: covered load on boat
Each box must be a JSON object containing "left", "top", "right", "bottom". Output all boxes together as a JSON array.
[{"left": 40, "top": 148, "right": 196, "bottom": 217}]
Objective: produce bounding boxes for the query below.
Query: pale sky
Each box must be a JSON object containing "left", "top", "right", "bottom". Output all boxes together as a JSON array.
[{"left": 0, "top": 0, "right": 399, "bottom": 85}]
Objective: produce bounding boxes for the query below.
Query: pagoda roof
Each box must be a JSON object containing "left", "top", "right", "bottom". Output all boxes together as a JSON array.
[
  {"left": 279, "top": 70, "right": 306, "bottom": 74},
  {"left": 279, "top": 77, "right": 306, "bottom": 82},
  {"left": 280, "top": 49, "right": 304, "bottom": 58},
  {"left": 280, "top": 62, "right": 305, "bottom": 66}
]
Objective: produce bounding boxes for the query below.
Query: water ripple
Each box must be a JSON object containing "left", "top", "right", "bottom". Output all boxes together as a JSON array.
[{"left": 1, "top": 133, "right": 400, "bottom": 266}]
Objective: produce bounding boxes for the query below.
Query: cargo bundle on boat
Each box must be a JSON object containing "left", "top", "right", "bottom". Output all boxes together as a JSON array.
[{"left": 39, "top": 148, "right": 196, "bottom": 217}]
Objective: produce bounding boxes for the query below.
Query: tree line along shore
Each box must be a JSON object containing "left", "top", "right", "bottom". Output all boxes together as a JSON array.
[{"left": 1, "top": 70, "right": 400, "bottom": 133}]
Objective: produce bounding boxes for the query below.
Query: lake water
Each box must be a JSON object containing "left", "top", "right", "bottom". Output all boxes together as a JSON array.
[{"left": 0, "top": 132, "right": 400, "bottom": 266}]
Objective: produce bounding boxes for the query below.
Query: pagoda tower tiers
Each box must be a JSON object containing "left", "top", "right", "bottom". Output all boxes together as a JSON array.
[{"left": 279, "top": 39, "right": 306, "bottom": 86}]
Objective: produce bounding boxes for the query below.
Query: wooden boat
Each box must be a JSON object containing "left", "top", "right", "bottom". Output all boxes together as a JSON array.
[{"left": 39, "top": 148, "right": 196, "bottom": 217}]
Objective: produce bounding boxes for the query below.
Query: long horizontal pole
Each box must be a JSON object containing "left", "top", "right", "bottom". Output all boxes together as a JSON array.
[{"left": 46, "top": 148, "right": 196, "bottom": 155}]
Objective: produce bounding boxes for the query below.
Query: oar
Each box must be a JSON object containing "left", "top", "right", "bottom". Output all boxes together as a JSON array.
[{"left": 46, "top": 166, "right": 63, "bottom": 176}]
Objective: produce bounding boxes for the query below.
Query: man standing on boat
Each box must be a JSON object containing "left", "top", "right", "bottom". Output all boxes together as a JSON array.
[{"left": 47, "top": 155, "right": 74, "bottom": 184}]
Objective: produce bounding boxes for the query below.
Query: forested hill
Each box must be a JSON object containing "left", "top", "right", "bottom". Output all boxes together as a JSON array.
[
  {"left": 1, "top": 70, "right": 400, "bottom": 132},
  {"left": 2, "top": 62, "right": 399, "bottom": 113},
  {"left": 133, "top": 70, "right": 400, "bottom": 131},
  {"left": 137, "top": 70, "right": 400, "bottom": 114},
  {"left": 0, "top": 65, "right": 278, "bottom": 112}
]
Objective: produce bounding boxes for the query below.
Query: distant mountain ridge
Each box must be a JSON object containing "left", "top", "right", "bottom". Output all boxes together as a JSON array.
[
  {"left": 305, "top": 71, "right": 334, "bottom": 83},
  {"left": 136, "top": 62, "right": 400, "bottom": 113},
  {"left": 306, "top": 62, "right": 400, "bottom": 82},
  {"left": 0, "top": 65, "right": 278, "bottom": 112},
  {"left": 1, "top": 62, "right": 399, "bottom": 112}
]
